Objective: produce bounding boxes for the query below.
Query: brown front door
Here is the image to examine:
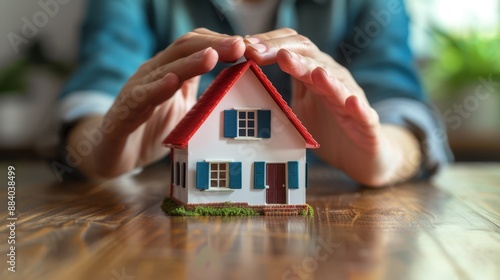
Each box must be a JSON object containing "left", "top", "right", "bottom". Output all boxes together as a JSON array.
[{"left": 266, "top": 163, "right": 286, "bottom": 204}]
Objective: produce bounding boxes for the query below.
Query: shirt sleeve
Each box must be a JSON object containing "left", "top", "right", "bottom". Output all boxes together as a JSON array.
[
  {"left": 339, "top": 0, "right": 425, "bottom": 104},
  {"left": 58, "top": 90, "right": 114, "bottom": 123},
  {"left": 58, "top": 0, "right": 155, "bottom": 122}
]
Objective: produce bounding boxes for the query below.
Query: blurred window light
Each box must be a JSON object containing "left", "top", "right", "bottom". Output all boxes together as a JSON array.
[{"left": 406, "top": 0, "right": 500, "bottom": 57}]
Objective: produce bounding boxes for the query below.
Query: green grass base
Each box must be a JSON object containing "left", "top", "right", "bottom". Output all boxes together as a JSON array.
[
  {"left": 161, "top": 197, "right": 314, "bottom": 217},
  {"left": 301, "top": 204, "right": 315, "bottom": 217}
]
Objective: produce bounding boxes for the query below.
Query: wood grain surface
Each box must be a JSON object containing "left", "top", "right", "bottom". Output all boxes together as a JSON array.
[{"left": 0, "top": 160, "right": 499, "bottom": 280}]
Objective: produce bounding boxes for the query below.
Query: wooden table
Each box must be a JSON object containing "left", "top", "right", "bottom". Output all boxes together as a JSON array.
[{"left": 1, "top": 160, "right": 499, "bottom": 280}]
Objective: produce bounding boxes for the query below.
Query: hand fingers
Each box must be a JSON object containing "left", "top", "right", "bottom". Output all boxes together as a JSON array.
[
  {"left": 276, "top": 49, "right": 320, "bottom": 85},
  {"left": 279, "top": 49, "right": 378, "bottom": 137},
  {"left": 108, "top": 48, "right": 218, "bottom": 133},
  {"left": 244, "top": 27, "right": 298, "bottom": 42},
  {"left": 151, "top": 31, "right": 244, "bottom": 66},
  {"left": 310, "top": 66, "right": 351, "bottom": 110},
  {"left": 310, "top": 70, "right": 380, "bottom": 140},
  {"left": 137, "top": 47, "right": 218, "bottom": 107},
  {"left": 245, "top": 33, "right": 324, "bottom": 65},
  {"left": 278, "top": 49, "right": 348, "bottom": 105},
  {"left": 280, "top": 50, "right": 366, "bottom": 106},
  {"left": 246, "top": 28, "right": 363, "bottom": 95},
  {"left": 192, "top": 27, "right": 229, "bottom": 36},
  {"left": 345, "top": 95, "right": 380, "bottom": 130},
  {"left": 143, "top": 47, "right": 218, "bottom": 84}
]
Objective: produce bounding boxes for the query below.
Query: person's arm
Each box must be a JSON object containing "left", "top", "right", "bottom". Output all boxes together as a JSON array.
[
  {"left": 244, "top": 1, "right": 451, "bottom": 186},
  {"left": 244, "top": 27, "right": 420, "bottom": 186},
  {"left": 338, "top": 0, "right": 452, "bottom": 180},
  {"left": 59, "top": 0, "right": 246, "bottom": 179}
]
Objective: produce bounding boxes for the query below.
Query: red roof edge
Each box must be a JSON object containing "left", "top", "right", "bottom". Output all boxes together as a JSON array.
[
  {"left": 162, "top": 62, "right": 251, "bottom": 149},
  {"left": 162, "top": 60, "right": 319, "bottom": 149},
  {"left": 247, "top": 61, "right": 319, "bottom": 149}
]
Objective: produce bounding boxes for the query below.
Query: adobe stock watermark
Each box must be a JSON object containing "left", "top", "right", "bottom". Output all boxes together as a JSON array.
[
  {"left": 6, "top": 166, "right": 17, "bottom": 273},
  {"left": 282, "top": 235, "right": 341, "bottom": 280},
  {"left": 7, "top": 0, "right": 73, "bottom": 54},
  {"left": 339, "top": 0, "right": 403, "bottom": 64}
]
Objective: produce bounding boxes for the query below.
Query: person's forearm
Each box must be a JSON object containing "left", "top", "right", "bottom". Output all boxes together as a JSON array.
[
  {"left": 67, "top": 115, "right": 135, "bottom": 180},
  {"left": 379, "top": 124, "right": 421, "bottom": 184},
  {"left": 316, "top": 123, "right": 421, "bottom": 187},
  {"left": 342, "top": 124, "right": 421, "bottom": 187}
]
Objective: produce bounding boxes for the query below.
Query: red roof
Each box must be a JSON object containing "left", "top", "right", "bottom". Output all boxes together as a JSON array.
[{"left": 162, "top": 60, "right": 319, "bottom": 149}]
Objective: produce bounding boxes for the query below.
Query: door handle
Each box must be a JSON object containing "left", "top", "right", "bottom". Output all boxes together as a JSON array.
[{"left": 282, "top": 184, "right": 285, "bottom": 187}]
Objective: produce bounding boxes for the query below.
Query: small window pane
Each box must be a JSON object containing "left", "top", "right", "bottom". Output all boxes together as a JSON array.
[
  {"left": 239, "top": 120, "right": 246, "bottom": 127},
  {"left": 248, "top": 129, "right": 255, "bottom": 137},
  {"left": 210, "top": 164, "right": 217, "bottom": 171},
  {"left": 239, "top": 129, "right": 246, "bottom": 136},
  {"left": 211, "top": 172, "right": 217, "bottom": 179},
  {"left": 248, "top": 112, "right": 255, "bottom": 119},
  {"left": 182, "top": 163, "right": 186, "bottom": 188},
  {"left": 176, "top": 162, "right": 180, "bottom": 185},
  {"left": 211, "top": 180, "right": 217, "bottom": 187},
  {"left": 239, "top": 112, "right": 246, "bottom": 119},
  {"left": 220, "top": 180, "right": 226, "bottom": 187},
  {"left": 220, "top": 172, "right": 226, "bottom": 179},
  {"left": 248, "top": 120, "right": 255, "bottom": 128},
  {"left": 220, "top": 163, "right": 226, "bottom": 170}
]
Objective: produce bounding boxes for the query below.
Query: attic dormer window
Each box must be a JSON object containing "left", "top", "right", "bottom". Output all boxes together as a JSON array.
[
  {"left": 224, "top": 109, "right": 271, "bottom": 139},
  {"left": 238, "top": 110, "right": 256, "bottom": 137}
]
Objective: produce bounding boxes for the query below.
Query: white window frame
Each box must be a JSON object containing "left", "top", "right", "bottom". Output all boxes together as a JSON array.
[
  {"left": 237, "top": 110, "right": 258, "bottom": 138},
  {"left": 209, "top": 162, "right": 229, "bottom": 189}
]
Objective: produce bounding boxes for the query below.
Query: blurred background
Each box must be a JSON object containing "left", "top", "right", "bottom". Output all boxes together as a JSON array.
[{"left": 0, "top": 0, "right": 499, "bottom": 161}]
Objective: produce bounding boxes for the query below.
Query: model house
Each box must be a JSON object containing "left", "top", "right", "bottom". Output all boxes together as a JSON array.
[{"left": 162, "top": 60, "right": 319, "bottom": 207}]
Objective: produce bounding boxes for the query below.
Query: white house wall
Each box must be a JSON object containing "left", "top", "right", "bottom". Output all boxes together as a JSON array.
[
  {"left": 184, "top": 69, "right": 307, "bottom": 205},
  {"left": 171, "top": 148, "right": 188, "bottom": 203}
]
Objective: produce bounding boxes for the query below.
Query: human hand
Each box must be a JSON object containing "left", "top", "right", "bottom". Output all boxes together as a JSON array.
[
  {"left": 69, "top": 28, "right": 245, "bottom": 179},
  {"left": 244, "top": 28, "right": 420, "bottom": 186}
]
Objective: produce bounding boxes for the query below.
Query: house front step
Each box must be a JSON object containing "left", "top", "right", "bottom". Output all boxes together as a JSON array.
[{"left": 262, "top": 205, "right": 308, "bottom": 216}]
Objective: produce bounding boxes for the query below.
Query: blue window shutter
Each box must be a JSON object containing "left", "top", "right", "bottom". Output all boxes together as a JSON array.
[
  {"left": 254, "top": 161, "right": 266, "bottom": 189},
  {"left": 224, "top": 110, "right": 237, "bottom": 138},
  {"left": 196, "top": 162, "right": 209, "bottom": 190},
  {"left": 288, "top": 161, "right": 299, "bottom": 189},
  {"left": 229, "top": 162, "right": 242, "bottom": 189},
  {"left": 305, "top": 162, "right": 309, "bottom": 189},
  {"left": 257, "top": 110, "right": 271, "bottom": 138}
]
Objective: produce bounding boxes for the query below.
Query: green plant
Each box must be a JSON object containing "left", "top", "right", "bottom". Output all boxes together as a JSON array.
[
  {"left": 0, "top": 40, "right": 70, "bottom": 95},
  {"left": 423, "top": 28, "right": 500, "bottom": 99},
  {"left": 300, "top": 204, "right": 314, "bottom": 217},
  {"left": 161, "top": 198, "right": 314, "bottom": 217},
  {"left": 161, "top": 198, "right": 259, "bottom": 217},
  {"left": 192, "top": 206, "right": 258, "bottom": 216}
]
